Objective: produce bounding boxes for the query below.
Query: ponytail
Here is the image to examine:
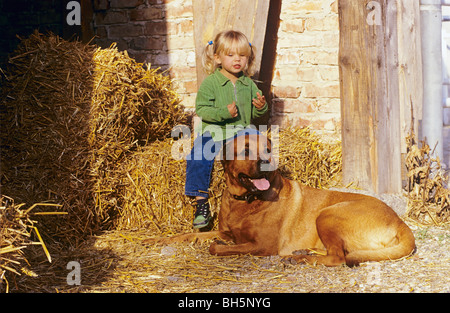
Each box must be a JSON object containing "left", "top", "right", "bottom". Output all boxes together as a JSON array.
[{"left": 201, "top": 40, "right": 216, "bottom": 75}]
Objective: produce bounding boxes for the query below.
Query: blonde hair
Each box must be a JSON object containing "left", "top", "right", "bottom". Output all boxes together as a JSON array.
[{"left": 202, "top": 30, "right": 256, "bottom": 77}]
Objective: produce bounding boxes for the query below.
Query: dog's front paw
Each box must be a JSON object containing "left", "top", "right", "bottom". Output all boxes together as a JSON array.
[
  {"left": 292, "top": 249, "right": 312, "bottom": 255},
  {"left": 209, "top": 241, "right": 219, "bottom": 255},
  {"left": 281, "top": 250, "right": 310, "bottom": 264},
  {"left": 281, "top": 255, "right": 311, "bottom": 265},
  {"left": 281, "top": 256, "right": 299, "bottom": 265}
]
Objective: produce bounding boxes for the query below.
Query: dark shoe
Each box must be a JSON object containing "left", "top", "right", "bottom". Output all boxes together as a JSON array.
[{"left": 193, "top": 201, "right": 211, "bottom": 229}]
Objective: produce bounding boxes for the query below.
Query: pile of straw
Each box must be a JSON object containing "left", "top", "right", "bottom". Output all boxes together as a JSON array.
[
  {"left": 405, "top": 132, "right": 450, "bottom": 225},
  {"left": 0, "top": 33, "right": 95, "bottom": 236},
  {"left": 0, "top": 32, "right": 95, "bottom": 242},
  {"left": 277, "top": 127, "right": 342, "bottom": 189},
  {"left": 91, "top": 47, "right": 184, "bottom": 146},
  {"left": 0, "top": 32, "right": 186, "bottom": 241},
  {"left": 0, "top": 196, "right": 58, "bottom": 292},
  {"left": 89, "top": 43, "right": 187, "bottom": 228},
  {"left": 106, "top": 138, "right": 224, "bottom": 234}
]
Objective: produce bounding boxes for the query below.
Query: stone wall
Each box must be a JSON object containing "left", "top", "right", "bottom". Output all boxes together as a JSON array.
[{"left": 92, "top": 0, "right": 340, "bottom": 138}]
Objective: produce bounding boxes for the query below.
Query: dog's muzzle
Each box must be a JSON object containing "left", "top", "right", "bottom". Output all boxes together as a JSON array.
[{"left": 238, "top": 173, "right": 271, "bottom": 192}]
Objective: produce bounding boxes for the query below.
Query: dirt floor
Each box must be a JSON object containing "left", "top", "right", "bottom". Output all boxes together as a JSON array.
[{"left": 10, "top": 191, "right": 450, "bottom": 293}]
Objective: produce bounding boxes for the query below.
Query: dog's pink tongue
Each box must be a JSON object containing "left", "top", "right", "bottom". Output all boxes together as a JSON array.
[{"left": 251, "top": 178, "right": 270, "bottom": 191}]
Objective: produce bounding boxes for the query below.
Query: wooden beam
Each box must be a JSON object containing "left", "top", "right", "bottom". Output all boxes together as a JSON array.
[
  {"left": 192, "top": 0, "right": 270, "bottom": 86},
  {"left": 397, "top": 0, "right": 423, "bottom": 184},
  {"left": 397, "top": 0, "right": 422, "bottom": 144},
  {"left": 338, "top": 0, "right": 402, "bottom": 193},
  {"left": 62, "top": 0, "right": 94, "bottom": 43},
  {"left": 81, "top": 0, "right": 95, "bottom": 44}
]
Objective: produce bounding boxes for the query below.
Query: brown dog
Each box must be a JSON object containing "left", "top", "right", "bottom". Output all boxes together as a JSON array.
[{"left": 146, "top": 133, "right": 415, "bottom": 266}]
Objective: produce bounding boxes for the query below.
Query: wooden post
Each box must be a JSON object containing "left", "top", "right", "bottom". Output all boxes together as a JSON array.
[
  {"left": 62, "top": 0, "right": 94, "bottom": 43},
  {"left": 397, "top": 0, "right": 422, "bottom": 141},
  {"left": 397, "top": 0, "right": 423, "bottom": 183},
  {"left": 192, "top": 0, "right": 270, "bottom": 86},
  {"left": 81, "top": 0, "right": 94, "bottom": 44},
  {"left": 338, "top": 0, "right": 402, "bottom": 193}
]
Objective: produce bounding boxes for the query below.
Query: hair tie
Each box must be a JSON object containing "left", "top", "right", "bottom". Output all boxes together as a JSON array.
[
  {"left": 208, "top": 40, "right": 213, "bottom": 45},
  {"left": 249, "top": 42, "right": 252, "bottom": 47}
]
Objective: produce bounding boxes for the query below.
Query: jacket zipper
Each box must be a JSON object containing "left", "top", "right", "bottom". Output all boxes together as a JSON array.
[{"left": 232, "top": 82, "right": 245, "bottom": 122}]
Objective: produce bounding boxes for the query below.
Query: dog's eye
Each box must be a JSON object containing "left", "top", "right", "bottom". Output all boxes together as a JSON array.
[{"left": 238, "top": 148, "right": 250, "bottom": 158}]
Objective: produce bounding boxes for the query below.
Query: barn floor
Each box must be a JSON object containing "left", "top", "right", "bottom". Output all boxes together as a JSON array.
[
  {"left": 73, "top": 225, "right": 450, "bottom": 293},
  {"left": 11, "top": 193, "right": 450, "bottom": 293}
]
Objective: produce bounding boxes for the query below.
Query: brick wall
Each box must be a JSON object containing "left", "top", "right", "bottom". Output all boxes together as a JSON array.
[
  {"left": 272, "top": 0, "right": 340, "bottom": 137},
  {"left": 92, "top": 0, "right": 340, "bottom": 139},
  {"left": 93, "top": 0, "right": 197, "bottom": 108}
]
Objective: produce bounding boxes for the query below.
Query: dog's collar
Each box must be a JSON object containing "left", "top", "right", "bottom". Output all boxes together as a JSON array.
[{"left": 231, "top": 192, "right": 262, "bottom": 203}]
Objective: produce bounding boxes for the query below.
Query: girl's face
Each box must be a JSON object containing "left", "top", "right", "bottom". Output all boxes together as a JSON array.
[{"left": 214, "top": 49, "right": 249, "bottom": 79}]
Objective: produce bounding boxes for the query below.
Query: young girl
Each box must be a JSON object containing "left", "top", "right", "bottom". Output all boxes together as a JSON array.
[{"left": 185, "top": 30, "right": 268, "bottom": 228}]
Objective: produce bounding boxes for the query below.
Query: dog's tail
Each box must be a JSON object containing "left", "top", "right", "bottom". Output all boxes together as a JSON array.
[{"left": 344, "top": 222, "right": 416, "bottom": 267}]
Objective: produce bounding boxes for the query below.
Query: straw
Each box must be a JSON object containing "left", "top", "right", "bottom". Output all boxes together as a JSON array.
[
  {"left": 405, "top": 131, "right": 450, "bottom": 225},
  {"left": 0, "top": 196, "right": 61, "bottom": 292},
  {"left": 0, "top": 32, "right": 188, "bottom": 242}
]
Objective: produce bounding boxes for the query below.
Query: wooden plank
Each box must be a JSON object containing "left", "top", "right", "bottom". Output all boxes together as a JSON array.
[
  {"left": 339, "top": 0, "right": 372, "bottom": 190},
  {"left": 397, "top": 0, "right": 422, "bottom": 148},
  {"left": 192, "top": 0, "right": 270, "bottom": 85},
  {"left": 397, "top": 0, "right": 423, "bottom": 184},
  {"left": 379, "top": 0, "right": 402, "bottom": 193},
  {"left": 62, "top": 0, "right": 94, "bottom": 43},
  {"left": 81, "top": 0, "right": 95, "bottom": 43},
  {"left": 338, "top": 0, "right": 402, "bottom": 193}
]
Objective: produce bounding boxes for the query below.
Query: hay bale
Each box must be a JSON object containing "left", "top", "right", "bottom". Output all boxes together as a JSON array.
[
  {"left": 102, "top": 138, "right": 225, "bottom": 234},
  {"left": 1, "top": 32, "right": 95, "bottom": 241},
  {"left": 88, "top": 42, "right": 187, "bottom": 228},
  {"left": 0, "top": 32, "right": 187, "bottom": 240},
  {"left": 405, "top": 132, "right": 450, "bottom": 225},
  {"left": 277, "top": 127, "right": 342, "bottom": 188}
]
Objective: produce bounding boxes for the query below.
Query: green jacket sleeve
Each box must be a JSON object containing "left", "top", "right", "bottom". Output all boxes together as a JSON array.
[
  {"left": 195, "top": 79, "right": 232, "bottom": 123},
  {"left": 251, "top": 81, "right": 268, "bottom": 119}
]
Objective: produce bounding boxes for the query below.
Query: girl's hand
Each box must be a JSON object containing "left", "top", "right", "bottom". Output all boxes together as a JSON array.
[
  {"left": 252, "top": 92, "right": 266, "bottom": 110},
  {"left": 227, "top": 101, "right": 238, "bottom": 118}
]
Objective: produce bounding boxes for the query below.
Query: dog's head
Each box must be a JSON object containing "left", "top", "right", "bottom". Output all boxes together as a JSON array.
[{"left": 221, "top": 133, "right": 278, "bottom": 197}]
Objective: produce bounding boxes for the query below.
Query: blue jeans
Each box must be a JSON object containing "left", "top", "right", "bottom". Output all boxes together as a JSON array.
[{"left": 185, "top": 128, "right": 260, "bottom": 198}]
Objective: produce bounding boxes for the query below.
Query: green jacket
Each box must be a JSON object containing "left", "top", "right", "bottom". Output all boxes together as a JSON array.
[{"left": 195, "top": 69, "right": 268, "bottom": 141}]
